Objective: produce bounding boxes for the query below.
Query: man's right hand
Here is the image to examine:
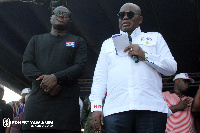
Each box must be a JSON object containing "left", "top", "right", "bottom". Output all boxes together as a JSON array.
[
  {"left": 36, "top": 74, "right": 57, "bottom": 92},
  {"left": 170, "top": 97, "right": 192, "bottom": 113},
  {"left": 49, "top": 84, "right": 62, "bottom": 97},
  {"left": 91, "top": 111, "right": 104, "bottom": 132}
]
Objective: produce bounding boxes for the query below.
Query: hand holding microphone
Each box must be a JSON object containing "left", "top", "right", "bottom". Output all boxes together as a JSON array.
[
  {"left": 124, "top": 34, "right": 145, "bottom": 62},
  {"left": 127, "top": 34, "right": 139, "bottom": 63}
]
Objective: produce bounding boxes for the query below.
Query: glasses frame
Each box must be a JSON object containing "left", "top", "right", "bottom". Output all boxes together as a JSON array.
[
  {"left": 52, "top": 10, "right": 71, "bottom": 18},
  {"left": 117, "top": 11, "right": 140, "bottom": 19}
]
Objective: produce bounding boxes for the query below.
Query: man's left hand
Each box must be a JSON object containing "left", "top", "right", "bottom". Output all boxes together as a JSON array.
[
  {"left": 124, "top": 44, "right": 145, "bottom": 61},
  {"left": 91, "top": 111, "right": 104, "bottom": 132},
  {"left": 49, "top": 85, "right": 62, "bottom": 97},
  {"left": 36, "top": 74, "right": 57, "bottom": 92}
]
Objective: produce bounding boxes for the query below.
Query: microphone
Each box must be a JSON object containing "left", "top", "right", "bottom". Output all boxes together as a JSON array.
[{"left": 128, "top": 34, "right": 139, "bottom": 63}]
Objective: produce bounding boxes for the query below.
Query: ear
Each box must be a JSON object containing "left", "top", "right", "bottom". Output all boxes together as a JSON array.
[
  {"left": 139, "top": 16, "right": 143, "bottom": 24},
  {"left": 175, "top": 79, "right": 179, "bottom": 84},
  {"left": 50, "top": 17, "right": 53, "bottom": 24}
]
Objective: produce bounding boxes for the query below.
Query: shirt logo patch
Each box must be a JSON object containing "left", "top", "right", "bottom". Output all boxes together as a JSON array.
[
  {"left": 141, "top": 37, "right": 152, "bottom": 45},
  {"left": 141, "top": 37, "right": 152, "bottom": 41},
  {"left": 66, "top": 42, "right": 75, "bottom": 47}
]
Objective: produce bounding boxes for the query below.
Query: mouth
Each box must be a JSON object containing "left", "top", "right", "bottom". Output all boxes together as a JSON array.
[
  {"left": 56, "top": 18, "right": 64, "bottom": 23},
  {"left": 122, "top": 21, "right": 130, "bottom": 27}
]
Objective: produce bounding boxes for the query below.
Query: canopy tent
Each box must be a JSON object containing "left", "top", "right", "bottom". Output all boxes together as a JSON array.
[{"left": 0, "top": 0, "right": 199, "bottom": 98}]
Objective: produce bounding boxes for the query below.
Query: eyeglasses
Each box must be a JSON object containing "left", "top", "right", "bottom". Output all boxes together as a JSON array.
[
  {"left": 52, "top": 10, "right": 71, "bottom": 18},
  {"left": 117, "top": 11, "right": 139, "bottom": 19}
]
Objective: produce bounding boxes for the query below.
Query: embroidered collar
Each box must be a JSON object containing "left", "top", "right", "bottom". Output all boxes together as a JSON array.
[{"left": 120, "top": 26, "right": 142, "bottom": 38}]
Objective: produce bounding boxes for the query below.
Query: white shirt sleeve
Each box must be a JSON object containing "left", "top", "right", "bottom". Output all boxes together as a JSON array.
[
  {"left": 79, "top": 97, "right": 83, "bottom": 113},
  {"left": 145, "top": 33, "right": 177, "bottom": 76},
  {"left": 89, "top": 41, "right": 108, "bottom": 112}
]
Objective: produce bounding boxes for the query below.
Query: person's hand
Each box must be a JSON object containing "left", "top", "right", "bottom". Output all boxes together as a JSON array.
[
  {"left": 36, "top": 74, "right": 57, "bottom": 93},
  {"left": 124, "top": 44, "right": 145, "bottom": 60},
  {"left": 91, "top": 111, "right": 104, "bottom": 132},
  {"left": 176, "top": 97, "right": 192, "bottom": 111},
  {"left": 49, "top": 84, "right": 62, "bottom": 97}
]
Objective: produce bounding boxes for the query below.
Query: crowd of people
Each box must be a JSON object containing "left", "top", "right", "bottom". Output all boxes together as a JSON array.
[{"left": 0, "top": 2, "right": 200, "bottom": 133}]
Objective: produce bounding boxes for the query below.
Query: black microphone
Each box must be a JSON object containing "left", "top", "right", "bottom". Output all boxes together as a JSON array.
[{"left": 128, "top": 34, "right": 139, "bottom": 63}]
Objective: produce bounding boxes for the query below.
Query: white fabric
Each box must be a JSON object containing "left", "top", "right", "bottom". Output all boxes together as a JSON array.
[
  {"left": 173, "top": 73, "right": 194, "bottom": 83},
  {"left": 89, "top": 27, "right": 177, "bottom": 117},
  {"left": 79, "top": 97, "right": 83, "bottom": 123},
  {"left": 0, "top": 84, "right": 4, "bottom": 89},
  {"left": 21, "top": 88, "right": 31, "bottom": 95}
]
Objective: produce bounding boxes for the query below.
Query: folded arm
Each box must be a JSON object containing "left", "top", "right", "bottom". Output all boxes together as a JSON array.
[
  {"left": 22, "top": 36, "right": 43, "bottom": 81},
  {"left": 53, "top": 37, "right": 87, "bottom": 83},
  {"left": 145, "top": 33, "right": 177, "bottom": 76}
]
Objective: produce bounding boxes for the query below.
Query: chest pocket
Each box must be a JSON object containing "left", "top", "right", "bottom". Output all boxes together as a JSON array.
[
  {"left": 136, "top": 33, "right": 158, "bottom": 54},
  {"left": 56, "top": 40, "right": 76, "bottom": 65}
]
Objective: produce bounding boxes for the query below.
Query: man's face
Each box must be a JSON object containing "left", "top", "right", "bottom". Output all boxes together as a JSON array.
[
  {"left": 50, "top": 6, "right": 71, "bottom": 31},
  {"left": 119, "top": 4, "right": 143, "bottom": 34},
  {"left": 176, "top": 78, "right": 190, "bottom": 92},
  {"left": 21, "top": 93, "right": 29, "bottom": 104},
  {"left": 25, "top": 93, "right": 30, "bottom": 103},
  {"left": 0, "top": 88, "right": 4, "bottom": 100}
]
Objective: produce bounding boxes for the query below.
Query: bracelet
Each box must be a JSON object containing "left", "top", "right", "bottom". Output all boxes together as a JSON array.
[{"left": 144, "top": 52, "right": 148, "bottom": 61}]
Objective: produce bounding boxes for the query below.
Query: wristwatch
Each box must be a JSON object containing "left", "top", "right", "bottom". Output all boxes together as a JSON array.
[{"left": 144, "top": 52, "right": 148, "bottom": 61}]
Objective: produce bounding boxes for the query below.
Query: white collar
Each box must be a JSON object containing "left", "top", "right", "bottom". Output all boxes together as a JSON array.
[{"left": 120, "top": 26, "right": 142, "bottom": 38}]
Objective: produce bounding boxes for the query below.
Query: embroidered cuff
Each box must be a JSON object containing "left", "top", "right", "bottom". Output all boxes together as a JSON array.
[{"left": 91, "top": 101, "right": 102, "bottom": 112}]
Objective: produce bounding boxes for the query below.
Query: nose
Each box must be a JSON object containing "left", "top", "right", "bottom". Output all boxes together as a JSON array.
[
  {"left": 58, "top": 13, "right": 64, "bottom": 18},
  {"left": 123, "top": 13, "right": 129, "bottom": 20},
  {"left": 185, "top": 82, "right": 190, "bottom": 87}
]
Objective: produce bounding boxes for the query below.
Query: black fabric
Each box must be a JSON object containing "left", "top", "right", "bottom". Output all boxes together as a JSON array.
[
  {"left": 0, "top": 108, "right": 3, "bottom": 133},
  {"left": 0, "top": 100, "right": 13, "bottom": 133},
  {"left": 22, "top": 33, "right": 87, "bottom": 131}
]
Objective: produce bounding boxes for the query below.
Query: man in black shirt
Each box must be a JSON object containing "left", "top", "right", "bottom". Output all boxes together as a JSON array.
[
  {"left": 22, "top": 6, "right": 87, "bottom": 133},
  {"left": 0, "top": 84, "right": 13, "bottom": 133}
]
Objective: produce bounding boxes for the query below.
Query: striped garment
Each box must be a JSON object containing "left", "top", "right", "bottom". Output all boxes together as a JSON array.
[
  {"left": 8, "top": 100, "right": 23, "bottom": 119},
  {"left": 162, "top": 91, "right": 195, "bottom": 133}
]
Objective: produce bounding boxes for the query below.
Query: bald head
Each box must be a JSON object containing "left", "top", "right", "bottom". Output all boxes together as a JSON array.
[
  {"left": 118, "top": 3, "right": 143, "bottom": 34},
  {"left": 53, "top": 6, "right": 71, "bottom": 14},
  {"left": 50, "top": 5, "right": 71, "bottom": 33},
  {"left": 120, "top": 3, "right": 141, "bottom": 15}
]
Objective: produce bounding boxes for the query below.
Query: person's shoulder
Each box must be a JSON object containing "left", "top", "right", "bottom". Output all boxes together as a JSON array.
[
  {"left": 102, "top": 36, "right": 113, "bottom": 47},
  {"left": 104, "top": 36, "right": 113, "bottom": 43}
]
